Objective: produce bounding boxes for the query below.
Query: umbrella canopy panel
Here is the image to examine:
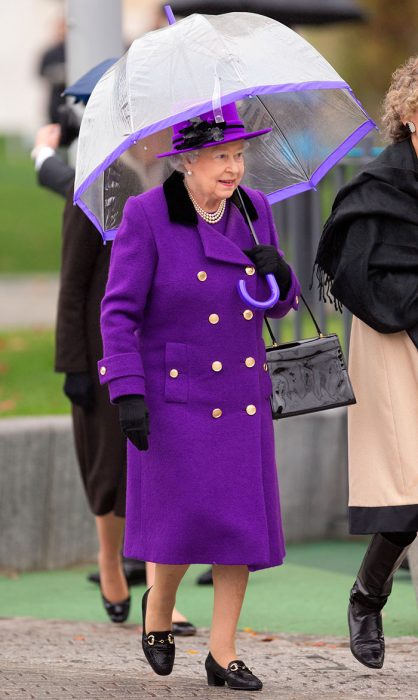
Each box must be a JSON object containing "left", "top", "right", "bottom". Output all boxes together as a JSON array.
[
  {"left": 169, "top": 0, "right": 365, "bottom": 25},
  {"left": 75, "top": 12, "right": 375, "bottom": 240}
]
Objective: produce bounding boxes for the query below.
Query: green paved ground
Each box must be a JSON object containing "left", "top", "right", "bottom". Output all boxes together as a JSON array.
[{"left": 1, "top": 541, "right": 416, "bottom": 637}]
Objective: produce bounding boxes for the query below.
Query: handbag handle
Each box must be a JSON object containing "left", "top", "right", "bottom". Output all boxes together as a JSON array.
[
  {"left": 264, "top": 294, "right": 323, "bottom": 346},
  {"left": 235, "top": 188, "right": 324, "bottom": 344}
]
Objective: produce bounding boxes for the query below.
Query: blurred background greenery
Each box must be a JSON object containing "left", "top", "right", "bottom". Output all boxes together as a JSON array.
[
  {"left": 303, "top": 0, "right": 418, "bottom": 125},
  {"left": 0, "top": 136, "right": 62, "bottom": 274}
]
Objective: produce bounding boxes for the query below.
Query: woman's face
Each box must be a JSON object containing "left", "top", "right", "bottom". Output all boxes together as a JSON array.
[{"left": 185, "top": 139, "right": 246, "bottom": 204}]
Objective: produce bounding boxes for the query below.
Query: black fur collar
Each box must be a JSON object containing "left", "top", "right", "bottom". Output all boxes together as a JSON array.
[{"left": 163, "top": 170, "right": 258, "bottom": 225}]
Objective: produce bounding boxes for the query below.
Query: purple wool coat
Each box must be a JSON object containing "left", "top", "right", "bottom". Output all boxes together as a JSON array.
[{"left": 98, "top": 172, "right": 300, "bottom": 571}]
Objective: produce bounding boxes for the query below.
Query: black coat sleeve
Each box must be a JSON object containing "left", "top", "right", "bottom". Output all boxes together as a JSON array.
[
  {"left": 55, "top": 186, "right": 102, "bottom": 373},
  {"left": 38, "top": 155, "right": 75, "bottom": 198},
  {"left": 331, "top": 216, "right": 418, "bottom": 336}
]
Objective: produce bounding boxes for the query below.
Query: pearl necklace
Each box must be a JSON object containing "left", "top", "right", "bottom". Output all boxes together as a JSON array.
[{"left": 185, "top": 184, "right": 226, "bottom": 224}]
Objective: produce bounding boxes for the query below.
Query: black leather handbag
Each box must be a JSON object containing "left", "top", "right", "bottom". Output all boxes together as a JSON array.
[{"left": 264, "top": 303, "right": 356, "bottom": 419}]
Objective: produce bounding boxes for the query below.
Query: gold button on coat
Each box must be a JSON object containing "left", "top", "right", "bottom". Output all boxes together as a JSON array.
[
  {"left": 245, "top": 266, "right": 255, "bottom": 276},
  {"left": 209, "top": 313, "right": 220, "bottom": 324},
  {"left": 169, "top": 369, "right": 179, "bottom": 378},
  {"left": 263, "top": 362, "right": 268, "bottom": 372},
  {"left": 197, "top": 271, "right": 207, "bottom": 281},
  {"left": 212, "top": 361, "right": 223, "bottom": 372},
  {"left": 243, "top": 309, "right": 253, "bottom": 320},
  {"left": 212, "top": 408, "right": 222, "bottom": 418},
  {"left": 295, "top": 295, "right": 299, "bottom": 304},
  {"left": 246, "top": 404, "right": 257, "bottom": 415},
  {"left": 245, "top": 357, "right": 256, "bottom": 368},
  {"left": 100, "top": 366, "right": 106, "bottom": 376}
]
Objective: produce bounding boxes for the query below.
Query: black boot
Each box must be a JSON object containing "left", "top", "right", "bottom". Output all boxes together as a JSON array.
[{"left": 348, "top": 533, "right": 412, "bottom": 669}]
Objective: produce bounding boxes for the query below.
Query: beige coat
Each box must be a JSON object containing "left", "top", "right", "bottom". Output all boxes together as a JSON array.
[{"left": 348, "top": 316, "right": 418, "bottom": 532}]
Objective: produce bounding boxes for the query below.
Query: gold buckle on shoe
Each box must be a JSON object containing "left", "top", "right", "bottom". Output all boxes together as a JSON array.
[
  {"left": 147, "top": 635, "right": 155, "bottom": 646},
  {"left": 229, "top": 663, "right": 239, "bottom": 672},
  {"left": 168, "top": 634, "right": 174, "bottom": 644}
]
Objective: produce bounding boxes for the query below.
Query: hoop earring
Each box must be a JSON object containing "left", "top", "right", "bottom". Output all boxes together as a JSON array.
[
  {"left": 186, "top": 170, "right": 192, "bottom": 176},
  {"left": 407, "top": 121, "right": 416, "bottom": 134}
]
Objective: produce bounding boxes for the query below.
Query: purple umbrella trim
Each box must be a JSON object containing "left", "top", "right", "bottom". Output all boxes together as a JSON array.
[
  {"left": 74, "top": 79, "right": 350, "bottom": 202},
  {"left": 74, "top": 81, "right": 375, "bottom": 240}
]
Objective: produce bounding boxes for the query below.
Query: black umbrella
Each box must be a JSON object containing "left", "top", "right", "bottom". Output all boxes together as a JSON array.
[{"left": 168, "top": 0, "right": 365, "bottom": 25}]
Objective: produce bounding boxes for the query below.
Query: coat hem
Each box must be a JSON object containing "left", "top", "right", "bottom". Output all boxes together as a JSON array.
[
  {"left": 123, "top": 549, "right": 285, "bottom": 571},
  {"left": 349, "top": 504, "right": 418, "bottom": 533}
]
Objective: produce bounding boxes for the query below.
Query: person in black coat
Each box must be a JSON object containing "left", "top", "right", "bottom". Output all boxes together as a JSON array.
[
  {"left": 314, "top": 55, "right": 418, "bottom": 670},
  {"left": 32, "top": 124, "right": 196, "bottom": 632}
]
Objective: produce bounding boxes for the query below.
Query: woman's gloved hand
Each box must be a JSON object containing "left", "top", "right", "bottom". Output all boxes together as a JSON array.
[
  {"left": 117, "top": 395, "right": 150, "bottom": 451},
  {"left": 63, "top": 372, "right": 94, "bottom": 411},
  {"left": 243, "top": 245, "right": 292, "bottom": 296}
]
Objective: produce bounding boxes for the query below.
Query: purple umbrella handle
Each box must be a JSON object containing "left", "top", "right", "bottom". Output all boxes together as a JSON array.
[
  {"left": 164, "top": 5, "right": 176, "bottom": 24},
  {"left": 237, "top": 273, "right": 280, "bottom": 309}
]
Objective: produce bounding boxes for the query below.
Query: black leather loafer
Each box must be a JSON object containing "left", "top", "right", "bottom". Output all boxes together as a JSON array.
[
  {"left": 172, "top": 620, "right": 197, "bottom": 637},
  {"left": 100, "top": 590, "right": 131, "bottom": 623},
  {"left": 142, "top": 588, "right": 175, "bottom": 676},
  {"left": 205, "top": 652, "right": 262, "bottom": 690}
]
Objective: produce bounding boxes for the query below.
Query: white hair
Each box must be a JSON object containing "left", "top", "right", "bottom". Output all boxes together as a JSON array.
[
  {"left": 168, "top": 151, "right": 200, "bottom": 173},
  {"left": 168, "top": 140, "right": 250, "bottom": 173}
]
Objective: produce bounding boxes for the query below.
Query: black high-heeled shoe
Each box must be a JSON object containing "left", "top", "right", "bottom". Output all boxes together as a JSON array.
[
  {"left": 205, "top": 652, "right": 263, "bottom": 691},
  {"left": 141, "top": 588, "right": 175, "bottom": 676},
  {"left": 100, "top": 589, "right": 131, "bottom": 623},
  {"left": 172, "top": 620, "right": 197, "bottom": 637}
]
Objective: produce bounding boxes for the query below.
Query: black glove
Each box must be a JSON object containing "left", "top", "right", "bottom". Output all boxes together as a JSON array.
[
  {"left": 117, "top": 395, "right": 150, "bottom": 451},
  {"left": 243, "top": 245, "right": 292, "bottom": 296},
  {"left": 63, "top": 372, "right": 94, "bottom": 411}
]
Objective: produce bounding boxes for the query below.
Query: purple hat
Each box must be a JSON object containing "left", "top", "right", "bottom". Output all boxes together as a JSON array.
[{"left": 157, "top": 102, "right": 272, "bottom": 158}]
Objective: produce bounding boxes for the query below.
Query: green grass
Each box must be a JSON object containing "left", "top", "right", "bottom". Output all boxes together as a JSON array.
[
  {"left": 0, "top": 329, "right": 69, "bottom": 416},
  {"left": 0, "top": 136, "right": 63, "bottom": 273},
  {"left": 1, "top": 541, "right": 416, "bottom": 637}
]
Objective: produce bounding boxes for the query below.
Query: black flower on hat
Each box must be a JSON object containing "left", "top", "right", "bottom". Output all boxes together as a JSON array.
[{"left": 175, "top": 117, "right": 226, "bottom": 150}]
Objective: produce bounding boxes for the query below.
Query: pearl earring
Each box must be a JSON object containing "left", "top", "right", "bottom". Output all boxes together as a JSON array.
[
  {"left": 187, "top": 170, "right": 192, "bottom": 176},
  {"left": 407, "top": 121, "right": 416, "bottom": 133}
]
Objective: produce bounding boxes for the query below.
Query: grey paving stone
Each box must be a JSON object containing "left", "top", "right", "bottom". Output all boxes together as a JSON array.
[{"left": 0, "top": 618, "right": 418, "bottom": 699}]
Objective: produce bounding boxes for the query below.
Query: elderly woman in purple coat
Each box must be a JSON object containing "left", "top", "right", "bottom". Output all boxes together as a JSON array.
[{"left": 98, "top": 102, "right": 300, "bottom": 691}]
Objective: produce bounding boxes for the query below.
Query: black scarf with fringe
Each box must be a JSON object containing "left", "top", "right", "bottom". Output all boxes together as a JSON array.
[{"left": 314, "top": 138, "right": 418, "bottom": 349}]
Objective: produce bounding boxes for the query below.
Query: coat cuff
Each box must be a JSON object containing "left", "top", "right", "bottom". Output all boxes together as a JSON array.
[
  {"left": 106, "top": 375, "right": 146, "bottom": 403},
  {"left": 98, "top": 353, "right": 146, "bottom": 402}
]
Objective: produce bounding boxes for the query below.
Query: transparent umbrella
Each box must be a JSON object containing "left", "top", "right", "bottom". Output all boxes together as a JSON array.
[{"left": 74, "top": 9, "right": 375, "bottom": 242}]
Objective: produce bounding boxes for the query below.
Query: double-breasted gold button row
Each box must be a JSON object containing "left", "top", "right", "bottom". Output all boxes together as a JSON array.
[
  {"left": 170, "top": 357, "right": 257, "bottom": 377},
  {"left": 208, "top": 310, "right": 253, "bottom": 324},
  {"left": 198, "top": 266, "right": 255, "bottom": 283},
  {"left": 212, "top": 404, "right": 257, "bottom": 419},
  {"left": 211, "top": 357, "right": 256, "bottom": 371}
]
